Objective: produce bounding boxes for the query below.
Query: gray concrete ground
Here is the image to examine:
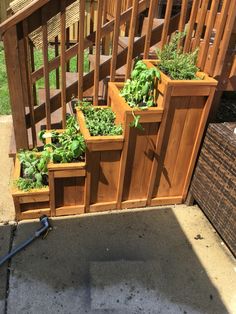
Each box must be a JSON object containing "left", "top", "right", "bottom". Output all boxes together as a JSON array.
[
  {"left": 0, "top": 206, "right": 235, "bottom": 314},
  {"left": 0, "top": 117, "right": 235, "bottom": 314},
  {"left": 0, "top": 225, "right": 11, "bottom": 314}
]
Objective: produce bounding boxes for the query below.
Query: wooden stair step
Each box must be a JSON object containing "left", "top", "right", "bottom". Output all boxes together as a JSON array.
[
  {"left": 88, "top": 54, "right": 126, "bottom": 77},
  {"left": 66, "top": 72, "right": 105, "bottom": 98},
  {"left": 141, "top": 18, "right": 165, "bottom": 53},
  {"left": 118, "top": 36, "right": 140, "bottom": 50}
]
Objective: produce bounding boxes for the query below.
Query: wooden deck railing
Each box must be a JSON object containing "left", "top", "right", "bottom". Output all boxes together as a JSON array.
[{"left": 0, "top": 0, "right": 235, "bottom": 151}]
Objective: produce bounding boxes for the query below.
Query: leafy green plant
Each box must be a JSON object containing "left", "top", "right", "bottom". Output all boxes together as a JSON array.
[
  {"left": 120, "top": 60, "right": 160, "bottom": 108},
  {"left": 120, "top": 60, "right": 160, "bottom": 130},
  {"left": 156, "top": 31, "right": 200, "bottom": 80},
  {"left": 45, "top": 115, "right": 85, "bottom": 163},
  {"left": 77, "top": 102, "right": 123, "bottom": 136},
  {"left": 16, "top": 150, "right": 50, "bottom": 191}
]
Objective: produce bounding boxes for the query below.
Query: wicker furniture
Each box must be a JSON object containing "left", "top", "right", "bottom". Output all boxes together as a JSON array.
[{"left": 190, "top": 122, "right": 236, "bottom": 256}]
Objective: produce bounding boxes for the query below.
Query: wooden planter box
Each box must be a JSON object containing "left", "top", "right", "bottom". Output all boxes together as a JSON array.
[
  {"left": 46, "top": 130, "right": 86, "bottom": 217},
  {"left": 11, "top": 155, "right": 50, "bottom": 221},
  {"left": 108, "top": 82, "right": 164, "bottom": 209},
  {"left": 76, "top": 107, "right": 124, "bottom": 213},
  {"left": 143, "top": 60, "right": 217, "bottom": 206}
]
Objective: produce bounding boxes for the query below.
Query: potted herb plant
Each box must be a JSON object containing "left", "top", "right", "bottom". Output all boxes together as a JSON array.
[
  {"left": 76, "top": 103, "right": 124, "bottom": 212},
  {"left": 143, "top": 32, "right": 217, "bottom": 206},
  {"left": 12, "top": 149, "right": 51, "bottom": 220},
  {"left": 45, "top": 115, "right": 87, "bottom": 217}
]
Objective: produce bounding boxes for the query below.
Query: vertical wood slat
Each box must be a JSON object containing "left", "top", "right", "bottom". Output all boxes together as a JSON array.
[
  {"left": 22, "top": 20, "right": 37, "bottom": 147},
  {"left": 160, "top": 0, "right": 173, "bottom": 49},
  {"left": 101, "top": 0, "right": 108, "bottom": 54},
  {"left": 213, "top": 0, "right": 236, "bottom": 77},
  {"left": 177, "top": 0, "right": 188, "bottom": 49},
  {"left": 192, "top": 0, "right": 210, "bottom": 51},
  {"left": 184, "top": 0, "right": 201, "bottom": 52},
  {"left": 42, "top": 9, "right": 51, "bottom": 130},
  {"left": 60, "top": 0, "right": 67, "bottom": 128},
  {"left": 198, "top": 0, "right": 220, "bottom": 69},
  {"left": 208, "top": 0, "right": 231, "bottom": 76},
  {"left": 29, "top": 43, "right": 37, "bottom": 107},
  {"left": 143, "top": 0, "right": 158, "bottom": 59},
  {"left": 78, "top": 0, "right": 85, "bottom": 101},
  {"left": 90, "top": 0, "right": 95, "bottom": 45},
  {"left": 110, "top": 0, "right": 122, "bottom": 81},
  {"left": 66, "top": 27, "right": 70, "bottom": 71},
  {"left": 125, "top": 0, "right": 139, "bottom": 80},
  {"left": 178, "top": 0, "right": 188, "bottom": 32},
  {"left": 93, "top": 0, "right": 104, "bottom": 106},
  {"left": 3, "top": 26, "right": 29, "bottom": 149},
  {"left": 55, "top": 36, "right": 60, "bottom": 89},
  {"left": 125, "top": 0, "right": 133, "bottom": 36}
]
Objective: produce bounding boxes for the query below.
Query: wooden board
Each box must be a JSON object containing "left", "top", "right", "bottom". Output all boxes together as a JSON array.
[
  {"left": 11, "top": 154, "right": 50, "bottom": 221},
  {"left": 108, "top": 81, "right": 164, "bottom": 209},
  {"left": 76, "top": 107, "right": 124, "bottom": 212},
  {"left": 47, "top": 130, "right": 86, "bottom": 217},
  {"left": 141, "top": 61, "right": 218, "bottom": 204}
]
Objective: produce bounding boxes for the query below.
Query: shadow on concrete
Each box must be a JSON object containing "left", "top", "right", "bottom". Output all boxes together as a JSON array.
[
  {"left": 0, "top": 224, "right": 12, "bottom": 314},
  {"left": 5, "top": 207, "right": 228, "bottom": 313}
]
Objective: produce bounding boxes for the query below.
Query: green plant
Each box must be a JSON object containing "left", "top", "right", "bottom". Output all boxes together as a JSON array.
[
  {"left": 120, "top": 60, "right": 160, "bottom": 130},
  {"left": 156, "top": 32, "right": 200, "bottom": 80},
  {"left": 120, "top": 60, "right": 160, "bottom": 108},
  {"left": 45, "top": 115, "right": 85, "bottom": 163},
  {"left": 16, "top": 150, "right": 50, "bottom": 191},
  {"left": 77, "top": 102, "right": 123, "bottom": 136}
]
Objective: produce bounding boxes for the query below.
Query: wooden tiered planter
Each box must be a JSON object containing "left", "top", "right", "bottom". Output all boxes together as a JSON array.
[
  {"left": 143, "top": 60, "right": 217, "bottom": 206},
  {"left": 76, "top": 107, "right": 124, "bottom": 212},
  {"left": 108, "top": 82, "right": 164, "bottom": 209},
  {"left": 46, "top": 131, "right": 86, "bottom": 217},
  {"left": 11, "top": 155, "right": 50, "bottom": 221}
]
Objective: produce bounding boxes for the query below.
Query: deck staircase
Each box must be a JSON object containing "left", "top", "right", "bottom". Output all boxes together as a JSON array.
[
  {"left": 20, "top": 16, "right": 174, "bottom": 151},
  {"left": 1, "top": 0, "right": 235, "bottom": 155}
]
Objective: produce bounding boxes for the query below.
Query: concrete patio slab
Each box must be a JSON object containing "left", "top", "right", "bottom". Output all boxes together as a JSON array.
[
  {"left": 6, "top": 205, "right": 236, "bottom": 314},
  {"left": 0, "top": 224, "right": 12, "bottom": 314}
]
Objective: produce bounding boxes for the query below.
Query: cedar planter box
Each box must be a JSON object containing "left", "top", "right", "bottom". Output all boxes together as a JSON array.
[
  {"left": 11, "top": 155, "right": 50, "bottom": 221},
  {"left": 143, "top": 60, "right": 217, "bottom": 206},
  {"left": 76, "top": 107, "right": 124, "bottom": 213},
  {"left": 46, "top": 130, "right": 86, "bottom": 217},
  {"left": 108, "top": 82, "right": 164, "bottom": 209}
]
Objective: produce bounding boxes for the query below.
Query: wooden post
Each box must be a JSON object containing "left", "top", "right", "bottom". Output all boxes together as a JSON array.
[
  {"left": 3, "top": 26, "right": 29, "bottom": 150},
  {"left": 110, "top": 0, "right": 122, "bottom": 81},
  {"left": 55, "top": 36, "right": 60, "bottom": 89},
  {"left": 125, "top": 0, "right": 139, "bottom": 80},
  {"left": 42, "top": 8, "right": 51, "bottom": 130},
  {"left": 22, "top": 20, "right": 37, "bottom": 147},
  {"left": 198, "top": 0, "right": 219, "bottom": 69},
  {"left": 93, "top": 0, "right": 104, "bottom": 106},
  {"left": 143, "top": 0, "right": 158, "bottom": 59},
  {"left": 192, "top": 0, "right": 210, "bottom": 51},
  {"left": 208, "top": 0, "right": 231, "bottom": 76},
  {"left": 184, "top": 0, "right": 200, "bottom": 52},
  {"left": 78, "top": 0, "right": 85, "bottom": 101},
  {"left": 60, "top": 0, "right": 67, "bottom": 128},
  {"left": 160, "top": 0, "right": 173, "bottom": 49}
]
